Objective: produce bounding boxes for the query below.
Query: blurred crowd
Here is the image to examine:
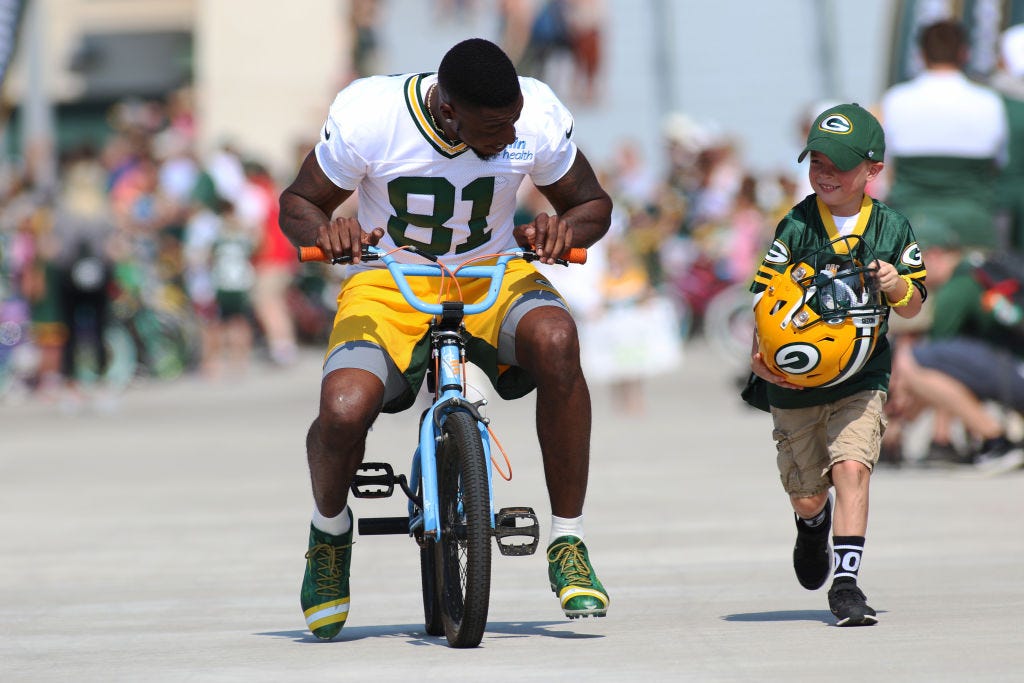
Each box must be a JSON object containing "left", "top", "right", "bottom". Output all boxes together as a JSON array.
[
  {"left": 1, "top": 9, "right": 1023, "bottom": 466},
  {"left": 0, "top": 88, "right": 336, "bottom": 411}
]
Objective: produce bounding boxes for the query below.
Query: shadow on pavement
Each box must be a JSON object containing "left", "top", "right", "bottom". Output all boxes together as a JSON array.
[
  {"left": 256, "top": 620, "right": 602, "bottom": 645},
  {"left": 722, "top": 610, "right": 835, "bottom": 624}
]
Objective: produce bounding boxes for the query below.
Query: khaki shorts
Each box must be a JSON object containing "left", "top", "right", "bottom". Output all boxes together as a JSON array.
[{"left": 769, "top": 390, "right": 887, "bottom": 497}]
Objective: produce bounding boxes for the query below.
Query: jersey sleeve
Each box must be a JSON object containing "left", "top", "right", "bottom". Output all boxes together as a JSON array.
[
  {"left": 750, "top": 211, "right": 802, "bottom": 294},
  {"left": 890, "top": 215, "right": 929, "bottom": 302},
  {"left": 313, "top": 81, "right": 371, "bottom": 191},
  {"left": 522, "top": 78, "right": 578, "bottom": 187}
]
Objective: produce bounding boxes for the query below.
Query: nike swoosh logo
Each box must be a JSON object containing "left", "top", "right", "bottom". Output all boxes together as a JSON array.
[
  {"left": 324, "top": 127, "right": 331, "bottom": 140},
  {"left": 565, "top": 122, "right": 573, "bottom": 139}
]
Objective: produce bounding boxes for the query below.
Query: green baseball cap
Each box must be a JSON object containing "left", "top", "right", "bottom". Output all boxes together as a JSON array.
[{"left": 798, "top": 103, "right": 885, "bottom": 171}]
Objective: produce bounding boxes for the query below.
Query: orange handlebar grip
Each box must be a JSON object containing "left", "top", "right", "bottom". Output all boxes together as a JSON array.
[
  {"left": 563, "top": 248, "right": 587, "bottom": 264},
  {"left": 298, "top": 246, "right": 327, "bottom": 262}
]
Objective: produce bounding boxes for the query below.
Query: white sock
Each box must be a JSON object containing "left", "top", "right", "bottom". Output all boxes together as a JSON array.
[
  {"left": 550, "top": 514, "right": 584, "bottom": 544},
  {"left": 313, "top": 505, "right": 351, "bottom": 536}
]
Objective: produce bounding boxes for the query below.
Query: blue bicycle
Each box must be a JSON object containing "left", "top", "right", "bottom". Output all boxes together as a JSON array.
[{"left": 300, "top": 243, "right": 585, "bottom": 648}]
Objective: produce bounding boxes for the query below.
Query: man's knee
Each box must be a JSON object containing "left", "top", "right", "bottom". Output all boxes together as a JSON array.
[
  {"left": 516, "top": 309, "right": 580, "bottom": 366},
  {"left": 318, "top": 368, "right": 383, "bottom": 438}
]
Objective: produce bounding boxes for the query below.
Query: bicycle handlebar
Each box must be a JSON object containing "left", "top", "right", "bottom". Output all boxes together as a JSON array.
[{"left": 297, "top": 244, "right": 587, "bottom": 316}]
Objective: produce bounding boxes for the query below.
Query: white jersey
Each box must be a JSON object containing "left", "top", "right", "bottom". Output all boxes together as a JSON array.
[
  {"left": 315, "top": 73, "right": 577, "bottom": 271},
  {"left": 881, "top": 71, "right": 1007, "bottom": 159}
]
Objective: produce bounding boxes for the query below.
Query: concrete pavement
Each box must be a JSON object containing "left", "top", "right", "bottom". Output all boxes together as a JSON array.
[{"left": 1, "top": 339, "right": 1022, "bottom": 682}]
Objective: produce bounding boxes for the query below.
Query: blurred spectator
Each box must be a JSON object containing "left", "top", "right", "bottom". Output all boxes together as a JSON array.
[
  {"left": 724, "top": 175, "right": 769, "bottom": 284},
  {"left": 1, "top": 189, "right": 62, "bottom": 398},
  {"left": 50, "top": 151, "right": 116, "bottom": 408},
  {"left": 991, "top": 23, "right": 1024, "bottom": 250},
  {"left": 890, "top": 229, "right": 1024, "bottom": 474},
  {"left": 209, "top": 200, "right": 259, "bottom": 377},
  {"left": 498, "top": 0, "right": 533, "bottom": 64},
  {"left": 607, "top": 139, "right": 660, "bottom": 211},
  {"left": 351, "top": 0, "right": 381, "bottom": 80},
  {"left": 598, "top": 238, "right": 653, "bottom": 414},
  {"left": 519, "top": 0, "right": 574, "bottom": 84},
  {"left": 565, "top": 0, "right": 605, "bottom": 104},
  {"left": 880, "top": 19, "right": 1008, "bottom": 250},
  {"left": 183, "top": 172, "right": 225, "bottom": 377},
  {"left": 245, "top": 161, "right": 299, "bottom": 367},
  {"left": 578, "top": 235, "right": 683, "bottom": 414}
]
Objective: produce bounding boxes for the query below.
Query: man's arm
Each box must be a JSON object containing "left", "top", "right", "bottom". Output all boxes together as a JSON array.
[
  {"left": 535, "top": 150, "right": 612, "bottom": 247},
  {"left": 278, "top": 149, "right": 354, "bottom": 248}
]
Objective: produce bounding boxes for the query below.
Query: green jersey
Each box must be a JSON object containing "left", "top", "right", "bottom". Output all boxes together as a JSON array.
[{"left": 750, "top": 194, "right": 928, "bottom": 409}]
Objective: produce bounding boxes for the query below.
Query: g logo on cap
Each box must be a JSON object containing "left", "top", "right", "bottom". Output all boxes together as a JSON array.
[{"left": 819, "top": 115, "right": 853, "bottom": 134}]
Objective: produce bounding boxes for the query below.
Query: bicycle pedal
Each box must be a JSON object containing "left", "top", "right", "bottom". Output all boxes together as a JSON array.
[
  {"left": 350, "top": 462, "right": 396, "bottom": 498},
  {"left": 493, "top": 506, "right": 540, "bottom": 556},
  {"left": 358, "top": 516, "right": 411, "bottom": 535}
]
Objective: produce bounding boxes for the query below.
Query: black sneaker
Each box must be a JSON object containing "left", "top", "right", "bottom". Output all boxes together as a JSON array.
[
  {"left": 918, "top": 441, "right": 966, "bottom": 468},
  {"left": 828, "top": 579, "right": 878, "bottom": 626},
  {"left": 973, "top": 436, "right": 1024, "bottom": 476},
  {"left": 792, "top": 494, "right": 833, "bottom": 590}
]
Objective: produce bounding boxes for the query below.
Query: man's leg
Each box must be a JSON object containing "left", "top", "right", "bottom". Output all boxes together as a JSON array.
[
  {"left": 308, "top": 368, "right": 385, "bottom": 517},
  {"left": 301, "top": 367, "right": 384, "bottom": 640},
  {"left": 515, "top": 306, "right": 591, "bottom": 519},
  {"left": 515, "top": 306, "right": 608, "bottom": 618}
]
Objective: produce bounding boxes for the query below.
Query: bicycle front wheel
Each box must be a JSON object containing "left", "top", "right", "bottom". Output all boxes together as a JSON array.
[
  {"left": 433, "top": 410, "right": 491, "bottom": 648},
  {"left": 418, "top": 471, "right": 443, "bottom": 636}
]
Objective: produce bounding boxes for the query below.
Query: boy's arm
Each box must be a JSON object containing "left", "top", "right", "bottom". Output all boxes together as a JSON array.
[{"left": 873, "top": 259, "right": 923, "bottom": 318}]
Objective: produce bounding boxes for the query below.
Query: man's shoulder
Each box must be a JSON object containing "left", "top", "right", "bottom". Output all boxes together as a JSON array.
[{"left": 328, "top": 74, "right": 414, "bottom": 120}]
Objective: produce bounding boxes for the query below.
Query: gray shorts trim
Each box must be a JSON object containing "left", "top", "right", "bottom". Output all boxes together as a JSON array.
[
  {"left": 323, "top": 341, "right": 408, "bottom": 406},
  {"left": 497, "top": 290, "right": 567, "bottom": 365}
]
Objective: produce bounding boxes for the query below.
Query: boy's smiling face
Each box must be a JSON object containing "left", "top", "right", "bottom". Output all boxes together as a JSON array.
[{"left": 808, "top": 151, "right": 883, "bottom": 216}]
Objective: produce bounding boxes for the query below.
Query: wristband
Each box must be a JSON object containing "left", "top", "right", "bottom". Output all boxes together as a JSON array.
[{"left": 886, "top": 274, "right": 914, "bottom": 308}]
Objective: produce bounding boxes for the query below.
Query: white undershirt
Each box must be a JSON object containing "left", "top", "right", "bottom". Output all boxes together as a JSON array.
[{"left": 831, "top": 212, "right": 859, "bottom": 236}]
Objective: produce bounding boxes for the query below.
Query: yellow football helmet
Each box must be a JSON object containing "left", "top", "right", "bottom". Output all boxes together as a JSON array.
[{"left": 754, "top": 246, "right": 886, "bottom": 388}]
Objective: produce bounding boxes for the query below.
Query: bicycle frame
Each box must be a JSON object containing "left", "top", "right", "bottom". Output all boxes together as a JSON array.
[{"left": 378, "top": 248, "right": 523, "bottom": 543}]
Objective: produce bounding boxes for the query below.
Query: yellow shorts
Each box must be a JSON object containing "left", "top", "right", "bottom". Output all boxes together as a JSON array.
[{"left": 324, "top": 259, "right": 566, "bottom": 413}]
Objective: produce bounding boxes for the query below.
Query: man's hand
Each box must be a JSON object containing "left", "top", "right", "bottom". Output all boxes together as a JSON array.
[
  {"left": 514, "top": 213, "right": 573, "bottom": 265},
  {"left": 317, "top": 218, "right": 385, "bottom": 264}
]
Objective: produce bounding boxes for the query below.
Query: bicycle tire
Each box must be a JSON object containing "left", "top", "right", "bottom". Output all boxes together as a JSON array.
[
  {"left": 433, "top": 410, "right": 491, "bottom": 648},
  {"left": 417, "top": 473, "right": 444, "bottom": 636},
  {"left": 702, "top": 282, "right": 755, "bottom": 370},
  {"left": 419, "top": 541, "right": 444, "bottom": 636}
]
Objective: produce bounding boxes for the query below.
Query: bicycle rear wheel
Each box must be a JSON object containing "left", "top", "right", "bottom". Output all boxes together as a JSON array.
[{"left": 433, "top": 410, "right": 491, "bottom": 648}]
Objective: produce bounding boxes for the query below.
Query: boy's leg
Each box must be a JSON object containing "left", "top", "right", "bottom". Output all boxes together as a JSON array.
[
  {"left": 772, "top": 404, "right": 834, "bottom": 591},
  {"left": 824, "top": 391, "right": 885, "bottom": 627}
]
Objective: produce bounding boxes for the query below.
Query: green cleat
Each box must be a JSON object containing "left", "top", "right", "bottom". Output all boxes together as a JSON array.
[
  {"left": 547, "top": 536, "right": 609, "bottom": 619},
  {"left": 300, "top": 511, "right": 354, "bottom": 640}
]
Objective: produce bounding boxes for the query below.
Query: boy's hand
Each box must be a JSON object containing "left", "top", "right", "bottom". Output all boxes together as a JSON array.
[
  {"left": 870, "top": 259, "right": 905, "bottom": 302},
  {"left": 751, "top": 351, "right": 805, "bottom": 390}
]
